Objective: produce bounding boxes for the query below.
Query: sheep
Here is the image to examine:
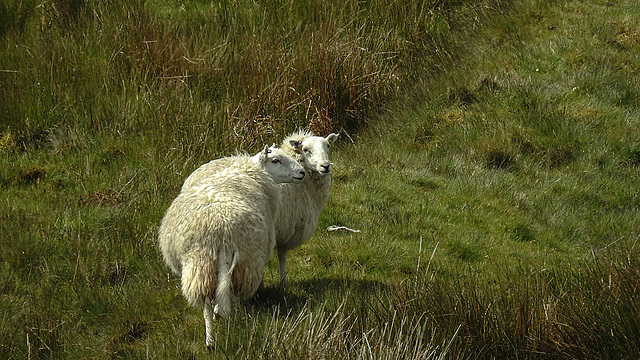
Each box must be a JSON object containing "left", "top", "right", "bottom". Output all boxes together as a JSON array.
[
  {"left": 275, "top": 130, "right": 339, "bottom": 285},
  {"left": 157, "top": 145, "right": 305, "bottom": 347}
]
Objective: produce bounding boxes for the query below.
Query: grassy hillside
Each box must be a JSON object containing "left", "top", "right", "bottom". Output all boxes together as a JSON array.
[
  {"left": 321, "top": 0, "right": 640, "bottom": 357},
  {"left": 1, "top": 0, "right": 639, "bottom": 358}
]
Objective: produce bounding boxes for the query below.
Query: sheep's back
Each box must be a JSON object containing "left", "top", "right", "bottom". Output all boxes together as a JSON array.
[
  {"left": 181, "top": 156, "right": 237, "bottom": 191},
  {"left": 159, "top": 159, "right": 280, "bottom": 284}
]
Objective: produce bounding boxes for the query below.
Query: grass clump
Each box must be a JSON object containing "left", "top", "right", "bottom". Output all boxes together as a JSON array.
[{"left": 14, "top": 166, "right": 47, "bottom": 186}]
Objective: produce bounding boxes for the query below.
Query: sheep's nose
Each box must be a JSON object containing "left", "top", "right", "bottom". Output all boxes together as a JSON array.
[
  {"left": 320, "top": 164, "right": 331, "bottom": 173},
  {"left": 299, "top": 170, "right": 306, "bottom": 177}
]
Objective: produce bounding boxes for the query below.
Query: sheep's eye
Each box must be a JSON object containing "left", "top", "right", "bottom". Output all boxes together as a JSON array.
[
  {"left": 303, "top": 149, "right": 310, "bottom": 153},
  {"left": 271, "top": 159, "right": 281, "bottom": 164}
]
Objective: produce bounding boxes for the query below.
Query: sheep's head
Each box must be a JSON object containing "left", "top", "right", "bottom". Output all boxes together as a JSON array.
[
  {"left": 253, "top": 145, "right": 306, "bottom": 184},
  {"left": 289, "top": 133, "right": 339, "bottom": 175}
]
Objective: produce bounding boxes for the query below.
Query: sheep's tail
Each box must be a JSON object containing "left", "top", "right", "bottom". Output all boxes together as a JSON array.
[{"left": 214, "top": 240, "right": 237, "bottom": 318}]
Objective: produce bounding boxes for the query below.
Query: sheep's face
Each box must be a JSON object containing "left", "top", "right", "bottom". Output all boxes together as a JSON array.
[
  {"left": 254, "top": 146, "right": 306, "bottom": 184},
  {"left": 290, "top": 133, "right": 339, "bottom": 175}
]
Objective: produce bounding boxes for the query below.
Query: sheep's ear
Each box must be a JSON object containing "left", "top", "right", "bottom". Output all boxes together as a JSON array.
[
  {"left": 259, "top": 145, "right": 270, "bottom": 163},
  {"left": 290, "top": 139, "right": 303, "bottom": 154},
  {"left": 326, "top": 133, "right": 339, "bottom": 143}
]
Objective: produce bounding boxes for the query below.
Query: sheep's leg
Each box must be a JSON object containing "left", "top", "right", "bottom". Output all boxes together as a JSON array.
[
  {"left": 203, "top": 296, "right": 215, "bottom": 348},
  {"left": 278, "top": 249, "right": 288, "bottom": 286}
]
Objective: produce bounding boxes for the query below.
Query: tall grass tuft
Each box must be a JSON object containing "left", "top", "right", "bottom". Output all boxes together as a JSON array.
[
  {"left": 203, "top": 299, "right": 458, "bottom": 359},
  {"left": 390, "top": 246, "right": 640, "bottom": 359}
]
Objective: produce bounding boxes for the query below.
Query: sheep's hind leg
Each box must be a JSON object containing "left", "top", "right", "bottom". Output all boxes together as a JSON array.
[
  {"left": 278, "top": 249, "right": 288, "bottom": 286},
  {"left": 203, "top": 296, "right": 215, "bottom": 348}
]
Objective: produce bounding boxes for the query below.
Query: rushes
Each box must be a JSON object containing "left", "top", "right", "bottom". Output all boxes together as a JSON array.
[{"left": 1, "top": 0, "right": 446, "bottom": 155}]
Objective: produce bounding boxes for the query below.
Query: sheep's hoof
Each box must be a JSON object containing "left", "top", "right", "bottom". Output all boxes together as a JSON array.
[
  {"left": 278, "top": 275, "right": 289, "bottom": 288},
  {"left": 206, "top": 336, "right": 215, "bottom": 351}
]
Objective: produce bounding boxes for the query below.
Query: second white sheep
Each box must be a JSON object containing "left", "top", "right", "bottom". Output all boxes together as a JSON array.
[{"left": 275, "top": 130, "right": 339, "bottom": 285}]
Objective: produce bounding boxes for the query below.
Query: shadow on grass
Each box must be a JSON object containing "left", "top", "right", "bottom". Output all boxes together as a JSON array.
[{"left": 245, "top": 275, "right": 390, "bottom": 316}]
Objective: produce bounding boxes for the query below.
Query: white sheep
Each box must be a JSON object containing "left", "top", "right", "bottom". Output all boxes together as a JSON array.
[
  {"left": 275, "top": 130, "right": 339, "bottom": 284},
  {"left": 158, "top": 145, "right": 305, "bottom": 347}
]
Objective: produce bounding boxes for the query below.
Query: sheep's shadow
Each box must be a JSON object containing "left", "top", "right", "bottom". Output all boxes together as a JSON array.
[{"left": 244, "top": 276, "right": 390, "bottom": 315}]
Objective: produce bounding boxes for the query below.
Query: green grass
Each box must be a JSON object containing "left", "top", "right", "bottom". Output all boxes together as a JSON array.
[{"left": 2, "top": 0, "right": 640, "bottom": 358}]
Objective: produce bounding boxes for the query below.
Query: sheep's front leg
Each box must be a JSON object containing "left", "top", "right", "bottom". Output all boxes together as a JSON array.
[
  {"left": 278, "top": 249, "right": 288, "bottom": 286},
  {"left": 203, "top": 296, "right": 215, "bottom": 348}
]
